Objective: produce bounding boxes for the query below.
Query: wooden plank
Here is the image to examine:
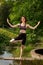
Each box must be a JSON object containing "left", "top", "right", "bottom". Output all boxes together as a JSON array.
[
  {"left": 0, "top": 57, "right": 34, "bottom": 60},
  {"left": 0, "top": 57, "right": 43, "bottom": 60}
]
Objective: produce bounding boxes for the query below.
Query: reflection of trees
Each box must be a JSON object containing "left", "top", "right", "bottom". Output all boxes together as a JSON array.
[
  {"left": 13, "top": 60, "right": 22, "bottom": 65},
  {"left": 9, "top": 64, "right": 12, "bottom": 65},
  {"left": 0, "top": 46, "right": 4, "bottom": 55}
]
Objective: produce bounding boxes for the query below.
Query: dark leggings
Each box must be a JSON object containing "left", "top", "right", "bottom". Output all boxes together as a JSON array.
[{"left": 15, "top": 33, "right": 26, "bottom": 45}]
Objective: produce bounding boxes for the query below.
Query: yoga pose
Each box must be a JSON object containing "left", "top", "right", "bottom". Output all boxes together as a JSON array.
[{"left": 7, "top": 16, "right": 40, "bottom": 58}]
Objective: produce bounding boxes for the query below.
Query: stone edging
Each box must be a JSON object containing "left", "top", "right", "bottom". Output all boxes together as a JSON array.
[{"left": 30, "top": 48, "right": 43, "bottom": 60}]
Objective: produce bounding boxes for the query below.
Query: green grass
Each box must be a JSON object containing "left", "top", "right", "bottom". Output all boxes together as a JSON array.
[{"left": 0, "top": 28, "right": 17, "bottom": 38}]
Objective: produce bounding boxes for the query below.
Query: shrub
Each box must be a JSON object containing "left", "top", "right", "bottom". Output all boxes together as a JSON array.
[{"left": 0, "top": 28, "right": 17, "bottom": 45}]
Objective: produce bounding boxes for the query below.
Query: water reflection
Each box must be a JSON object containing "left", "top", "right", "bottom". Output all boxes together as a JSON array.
[
  {"left": 0, "top": 51, "right": 13, "bottom": 65},
  {"left": 0, "top": 60, "right": 13, "bottom": 65},
  {"left": 0, "top": 51, "right": 24, "bottom": 65}
]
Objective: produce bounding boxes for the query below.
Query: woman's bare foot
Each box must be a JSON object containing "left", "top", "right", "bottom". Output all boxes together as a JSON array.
[{"left": 10, "top": 38, "right": 14, "bottom": 43}]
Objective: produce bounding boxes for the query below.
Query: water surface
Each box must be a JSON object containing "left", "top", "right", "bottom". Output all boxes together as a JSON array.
[{"left": 0, "top": 51, "right": 13, "bottom": 65}]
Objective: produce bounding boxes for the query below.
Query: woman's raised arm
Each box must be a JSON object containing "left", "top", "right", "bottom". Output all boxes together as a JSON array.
[
  {"left": 7, "top": 18, "right": 20, "bottom": 28},
  {"left": 26, "top": 21, "right": 40, "bottom": 30}
]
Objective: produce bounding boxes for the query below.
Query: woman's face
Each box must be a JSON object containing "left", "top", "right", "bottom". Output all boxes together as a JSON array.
[{"left": 21, "top": 17, "right": 26, "bottom": 23}]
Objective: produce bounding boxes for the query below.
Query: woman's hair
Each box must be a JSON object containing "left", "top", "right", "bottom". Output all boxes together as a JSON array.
[{"left": 20, "top": 16, "right": 27, "bottom": 23}]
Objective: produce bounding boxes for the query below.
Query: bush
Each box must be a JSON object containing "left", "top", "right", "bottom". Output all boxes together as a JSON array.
[{"left": 0, "top": 28, "right": 17, "bottom": 45}]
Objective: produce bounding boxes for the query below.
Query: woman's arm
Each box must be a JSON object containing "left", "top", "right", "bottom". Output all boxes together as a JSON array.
[
  {"left": 26, "top": 21, "right": 40, "bottom": 30},
  {"left": 7, "top": 18, "right": 20, "bottom": 28}
]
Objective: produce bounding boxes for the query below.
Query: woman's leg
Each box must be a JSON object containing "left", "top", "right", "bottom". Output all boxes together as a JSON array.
[
  {"left": 20, "top": 45, "right": 24, "bottom": 58},
  {"left": 10, "top": 38, "right": 17, "bottom": 43},
  {"left": 10, "top": 38, "right": 22, "bottom": 43},
  {"left": 10, "top": 34, "right": 23, "bottom": 44},
  {"left": 20, "top": 36, "right": 26, "bottom": 58}
]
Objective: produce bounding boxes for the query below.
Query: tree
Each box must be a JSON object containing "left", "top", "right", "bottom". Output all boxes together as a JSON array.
[
  {"left": 9, "top": 0, "right": 43, "bottom": 43},
  {"left": 0, "top": 0, "right": 14, "bottom": 27}
]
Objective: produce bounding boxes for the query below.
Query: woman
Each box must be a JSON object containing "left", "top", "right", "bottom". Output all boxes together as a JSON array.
[{"left": 7, "top": 16, "right": 40, "bottom": 58}]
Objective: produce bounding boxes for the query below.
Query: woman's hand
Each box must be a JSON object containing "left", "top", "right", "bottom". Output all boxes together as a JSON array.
[
  {"left": 7, "top": 18, "right": 9, "bottom": 23},
  {"left": 7, "top": 18, "right": 20, "bottom": 28},
  {"left": 37, "top": 21, "right": 40, "bottom": 25},
  {"left": 26, "top": 21, "right": 40, "bottom": 30},
  {"left": 7, "top": 18, "right": 14, "bottom": 27}
]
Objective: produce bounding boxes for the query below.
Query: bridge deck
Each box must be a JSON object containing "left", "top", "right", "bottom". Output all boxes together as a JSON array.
[{"left": 0, "top": 57, "right": 34, "bottom": 60}]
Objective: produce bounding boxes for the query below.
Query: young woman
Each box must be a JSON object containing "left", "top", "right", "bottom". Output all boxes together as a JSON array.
[{"left": 7, "top": 16, "right": 40, "bottom": 58}]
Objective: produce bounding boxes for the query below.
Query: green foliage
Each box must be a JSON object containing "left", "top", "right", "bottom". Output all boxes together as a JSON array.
[
  {"left": 0, "top": 0, "right": 14, "bottom": 27},
  {"left": 9, "top": 0, "right": 43, "bottom": 43},
  {"left": 22, "top": 45, "right": 33, "bottom": 57},
  {"left": 11, "top": 47, "right": 20, "bottom": 57},
  {"left": 9, "top": 0, "right": 43, "bottom": 22},
  {"left": 0, "top": 0, "right": 43, "bottom": 37},
  {"left": 0, "top": 28, "right": 17, "bottom": 44}
]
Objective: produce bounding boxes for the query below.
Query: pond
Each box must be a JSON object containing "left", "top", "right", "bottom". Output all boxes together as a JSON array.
[
  {"left": 0, "top": 51, "right": 13, "bottom": 65},
  {"left": 0, "top": 51, "right": 24, "bottom": 65}
]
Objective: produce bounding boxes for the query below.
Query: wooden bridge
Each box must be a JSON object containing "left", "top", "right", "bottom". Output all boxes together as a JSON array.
[
  {"left": 0, "top": 57, "right": 43, "bottom": 60},
  {"left": 0, "top": 57, "right": 34, "bottom": 60},
  {"left": 0, "top": 57, "right": 43, "bottom": 61}
]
